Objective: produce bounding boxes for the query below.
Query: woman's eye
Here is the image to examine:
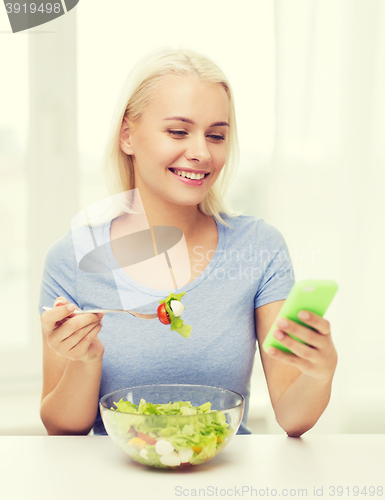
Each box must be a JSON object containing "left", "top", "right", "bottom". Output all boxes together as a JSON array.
[
  {"left": 168, "top": 130, "right": 187, "bottom": 137},
  {"left": 167, "top": 130, "right": 225, "bottom": 141},
  {"left": 209, "top": 135, "right": 225, "bottom": 141}
]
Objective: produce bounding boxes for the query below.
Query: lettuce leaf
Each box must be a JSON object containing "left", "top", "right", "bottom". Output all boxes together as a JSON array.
[
  {"left": 110, "top": 398, "right": 232, "bottom": 465},
  {"left": 159, "top": 291, "right": 192, "bottom": 338}
]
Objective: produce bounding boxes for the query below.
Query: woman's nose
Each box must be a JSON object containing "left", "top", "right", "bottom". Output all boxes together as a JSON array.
[{"left": 185, "top": 135, "right": 211, "bottom": 163}]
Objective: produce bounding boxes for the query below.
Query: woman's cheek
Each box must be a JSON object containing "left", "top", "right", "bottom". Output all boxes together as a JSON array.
[
  {"left": 214, "top": 157, "right": 227, "bottom": 176},
  {"left": 159, "top": 144, "right": 185, "bottom": 166},
  {"left": 216, "top": 144, "right": 228, "bottom": 167}
]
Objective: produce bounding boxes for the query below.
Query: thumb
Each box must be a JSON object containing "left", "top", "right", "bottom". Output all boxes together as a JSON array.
[
  {"left": 51, "top": 297, "right": 75, "bottom": 324},
  {"left": 54, "top": 297, "right": 68, "bottom": 307}
]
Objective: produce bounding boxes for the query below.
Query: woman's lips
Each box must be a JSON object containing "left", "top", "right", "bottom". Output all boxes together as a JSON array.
[{"left": 168, "top": 168, "right": 208, "bottom": 186}]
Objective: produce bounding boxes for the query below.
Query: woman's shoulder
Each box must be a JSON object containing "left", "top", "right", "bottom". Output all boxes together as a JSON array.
[
  {"left": 45, "top": 228, "right": 73, "bottom": 257},
  {"left": 43, "top": 229, "right": 77, "bottom": 274},
  {"left": 44, "top": 222, "right": 108, "bottom": 270},
  {"left": 220, "top": 213, "right": 287, "bottom": 245}
]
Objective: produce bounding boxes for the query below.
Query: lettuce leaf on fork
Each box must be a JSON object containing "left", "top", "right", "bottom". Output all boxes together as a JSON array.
[{"left": 159, "top": 291, "right": 192, "bottom": 338}]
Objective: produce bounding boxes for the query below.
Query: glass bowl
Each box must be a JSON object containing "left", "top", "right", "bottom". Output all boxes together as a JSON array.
[{"left": 99, "top": 384, "right": 244, "bottom": 469}]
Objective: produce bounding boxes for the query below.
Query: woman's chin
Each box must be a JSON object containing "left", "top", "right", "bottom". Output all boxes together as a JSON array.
[
  {"left": 159, "top": 188, "right": 208, "bottom": 208},
  {"left": 168, "top": 195, "right": 206, "bottom": 208}
]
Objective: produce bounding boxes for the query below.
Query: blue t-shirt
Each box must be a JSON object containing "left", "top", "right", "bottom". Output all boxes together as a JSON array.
[{"left": 39, "top": 214, "right": 295, "bottom": 434}]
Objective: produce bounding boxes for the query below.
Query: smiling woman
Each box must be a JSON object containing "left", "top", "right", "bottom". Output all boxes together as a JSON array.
[
  {"left": 118, "top": 74, "right": 231, "bottom": 219},
  {"left": 102, "top": 48, "right": 240, "bottom": 226},
  {"left": 38, "top": 46, "right": 336, "bottom": 440}
]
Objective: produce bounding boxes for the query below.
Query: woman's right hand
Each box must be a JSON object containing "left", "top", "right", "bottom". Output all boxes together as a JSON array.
[{"left": 41, "top": 297, "right": 105, "bottom": 362}]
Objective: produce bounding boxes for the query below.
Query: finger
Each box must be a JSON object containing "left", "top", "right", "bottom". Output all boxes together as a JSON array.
[
  {"left": 266, "top": 345, "right": 312, "bottom": 371},
  {"left": 55, "top": 314, "right": 102, "bottom": 343},
  {"left": 53, "top": 297, "right": 77, "bottom": 326},
  {"left": 54, "top": 301, "right": 104, "bottom": 320},
  {"left": 297, "top": 311, "right": 331, "bottom": 336},
  {"left": 69, "top": 322, "right": 103, "bottom": 356},
  {"left": 273, "top": 330, "right": 318, "bottom": 361},
  {"left": 60, "top": 319, "right": 102, "bottom": 350},
  {"left": 92, "top": 309, "right": 105, "bottom": 320},
  {"left": 54, "top": 297, "right": 67, "bottom": 307},
  {"left": 47, "top": 316, "right": 101, "bottom": 353},
  {"left": 275, "top": 317, "right": 324, "bottom": 349},
  {"left": 42, "top": 302, "right": 80, "bottom": 329}
]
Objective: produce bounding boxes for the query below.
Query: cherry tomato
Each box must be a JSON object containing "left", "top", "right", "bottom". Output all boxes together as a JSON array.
[{"left": 157, "top": 303, "right": 170, "bottom": 325}]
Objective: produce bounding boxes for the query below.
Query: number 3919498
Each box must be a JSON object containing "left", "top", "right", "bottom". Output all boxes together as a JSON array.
[{"left": 5, "top": 3, "right": 62, "bottom": 14}]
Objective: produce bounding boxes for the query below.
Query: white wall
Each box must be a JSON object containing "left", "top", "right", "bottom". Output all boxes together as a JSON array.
[{"left": 1, "top": 0, "right": 384, "bottom": 435}]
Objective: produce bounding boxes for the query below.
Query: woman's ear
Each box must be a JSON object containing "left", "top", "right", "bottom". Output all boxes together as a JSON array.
[{"left": 120, "top": 116, "right": 135, "bottom": 155}]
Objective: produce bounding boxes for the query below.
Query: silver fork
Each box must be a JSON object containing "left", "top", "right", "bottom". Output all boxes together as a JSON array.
[{"left": 42, "top": 306, "right": 158, "bottom": 320}]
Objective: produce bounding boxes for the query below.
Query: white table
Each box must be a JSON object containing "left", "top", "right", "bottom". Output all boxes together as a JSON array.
[{"left": 1, "top": 435, "right": 384, "bottom": 499}]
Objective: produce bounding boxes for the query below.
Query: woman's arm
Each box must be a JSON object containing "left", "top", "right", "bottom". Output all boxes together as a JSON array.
[
  {"left": 40, "top": 298, "right": 105, "bottom": 435},
  {"left": 255, "top": 300, "right": 337, "bottom": 437}
]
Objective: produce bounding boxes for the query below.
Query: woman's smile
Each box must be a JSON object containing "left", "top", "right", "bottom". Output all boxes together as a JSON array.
[{"left": 168, "top": 167, "right": 210, "bottom": 186}]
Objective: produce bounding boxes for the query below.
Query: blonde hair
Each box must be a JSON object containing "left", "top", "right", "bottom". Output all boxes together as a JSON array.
[{"left": 101, "top": 46, "right": 240, "bottom": 225}]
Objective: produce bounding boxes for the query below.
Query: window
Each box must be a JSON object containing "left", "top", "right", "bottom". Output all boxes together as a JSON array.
[
  {"left": 0, "top": 34, "right": 30, "bottom": 352},
  {"left": 0, "top": 12, "right": 78, "bottom": 380}
]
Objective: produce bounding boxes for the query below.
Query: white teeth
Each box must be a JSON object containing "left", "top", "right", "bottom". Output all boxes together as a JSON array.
[{"left": 172, "top": 169, "right": 205, "bottom": 180}]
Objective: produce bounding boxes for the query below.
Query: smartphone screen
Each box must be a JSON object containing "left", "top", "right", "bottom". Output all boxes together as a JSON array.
[{"left": 262, "top": 280, "right": 338, "bottom": 353}]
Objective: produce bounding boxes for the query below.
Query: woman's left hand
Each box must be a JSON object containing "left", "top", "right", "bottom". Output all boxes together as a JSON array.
[{"left": 266, "top": 311, "right": 337, "bottom": 382}]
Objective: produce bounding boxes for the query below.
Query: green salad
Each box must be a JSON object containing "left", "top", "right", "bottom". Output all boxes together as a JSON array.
[
  {"left": 108, "top": 398, "right": 232, "bottom": 468},
  {"left": 157, "top": 292, "right": 192, "bottom": 338}
]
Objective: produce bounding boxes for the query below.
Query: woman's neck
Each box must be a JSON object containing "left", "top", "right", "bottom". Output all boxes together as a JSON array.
[{"left": 130, "top": 188, "right": 209, "bottom": 241}]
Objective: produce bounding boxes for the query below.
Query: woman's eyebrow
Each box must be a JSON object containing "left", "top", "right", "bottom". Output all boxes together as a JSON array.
[{"left": 163, "top": 116, "right": 229, "bottom": 127}]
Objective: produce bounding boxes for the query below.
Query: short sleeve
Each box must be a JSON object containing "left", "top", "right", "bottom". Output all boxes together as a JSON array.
[
  {"left": 254, "top": 221, "right": 295, "bottom": 309},
  {"left": 38, "top": 230, "right": 78, "bottom": 314}
]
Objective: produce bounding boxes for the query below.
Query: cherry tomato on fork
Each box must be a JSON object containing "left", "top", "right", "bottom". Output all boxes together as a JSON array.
[{"left": 157, "top": 303, "right": 171, "bottom": 325}]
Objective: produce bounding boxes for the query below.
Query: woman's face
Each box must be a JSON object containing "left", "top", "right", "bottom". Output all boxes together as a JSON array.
[{"left": 120, "top": 75, "right": 230, "bottom": 209}]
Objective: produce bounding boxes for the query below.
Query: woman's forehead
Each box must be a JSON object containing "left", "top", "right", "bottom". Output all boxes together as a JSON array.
[{"left": 144, "top": 75, "right": 230, "bottom": 122}]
